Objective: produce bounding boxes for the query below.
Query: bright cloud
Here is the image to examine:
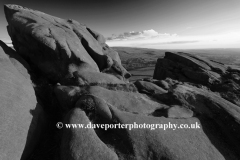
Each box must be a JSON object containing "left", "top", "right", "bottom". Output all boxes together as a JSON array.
[
  {"left": 142, "top": 29, "right": 159, "bottom": 37},
  {"left": 107, "top": 29, "right": 177, "bottom": 41},
  {"left": 106, "top": 29, "right": 240, "bottom": 49}
]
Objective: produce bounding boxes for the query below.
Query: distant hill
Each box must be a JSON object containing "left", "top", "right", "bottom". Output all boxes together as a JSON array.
[
  {"left": 113, "top": 47, "right": 240, "bottom": 81},
  {"left": 113, "top": 47, "right": 240, "bottom": 66}
]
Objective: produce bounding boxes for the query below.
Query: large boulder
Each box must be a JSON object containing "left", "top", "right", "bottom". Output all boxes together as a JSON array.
[
  {"left": 4, "top": 4, "right": 130, "bottom": 82},
  {"left": 153, "top": 51, "right": 240, "bottom": 106},
  {"left": 61, "top": 86, "right": 239, "bottom": 160},
  {"left": 156, "top": 84, "right": 240, "bottom": 155},
  {"left": 108, "top": 107, "right": 232, "bottom": 160},
  {"left": 153, "top": 52, "right": 226, "bottom": 84},
  {"left": 0, "top": 45, "right": 45, "bottom": 160}
]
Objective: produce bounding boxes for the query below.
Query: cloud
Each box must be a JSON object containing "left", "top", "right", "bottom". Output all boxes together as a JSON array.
[
  {"left": 106, "top": 30, "right": 240, "bottom": 49},
  {"left": 141, "top": 29, "right": 159, "bottom": 37},
  {"left": 106, "top": 29, "right": 177, "bottom": 41},
  {"left": 124, "top": 31, "right": 142, "bottom": 37}
]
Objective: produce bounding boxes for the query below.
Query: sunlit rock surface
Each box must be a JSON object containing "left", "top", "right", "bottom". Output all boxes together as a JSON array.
[{"left": 0, "top": 4, "right": 240, "bottom": 160}]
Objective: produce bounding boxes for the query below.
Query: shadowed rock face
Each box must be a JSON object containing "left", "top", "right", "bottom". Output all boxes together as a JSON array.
[
  {"left": 154, "top": 51, "right": 240, "bottom": 106},
  {"left": 1, "top": 4, "right": 240, "bottom": 160},
  {"left": 0, "top": 44, "right": 45, "bottom": 160}
]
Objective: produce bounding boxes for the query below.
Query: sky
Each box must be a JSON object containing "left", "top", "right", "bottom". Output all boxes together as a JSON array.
[{"left": 0, "top": 0, "right": 240, "bottom": 49}]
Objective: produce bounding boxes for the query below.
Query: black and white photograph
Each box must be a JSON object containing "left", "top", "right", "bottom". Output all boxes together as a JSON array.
[{"left": 0, "top": 0, "right": 240, "bottom": 159}]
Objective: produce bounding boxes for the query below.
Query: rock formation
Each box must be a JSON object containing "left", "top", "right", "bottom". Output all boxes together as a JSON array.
[
  {"left": 0, "top": 4, "right": 240, "bottom": 160},
  {"left": 4, "top": 4, "right": 130, "bottom": 83},
  {"left": 153, "top": 51, "right": 240, "bottom": 106},
  {"left": 0, "top": 41, "right": 46, "bottom": 160}
]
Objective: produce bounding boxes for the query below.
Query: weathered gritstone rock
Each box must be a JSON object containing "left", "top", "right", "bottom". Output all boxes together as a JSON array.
[
  {"left": 154, "top": 51, "right": 240, "bottom": 106},
  {"left": 61, "top": 70, "right": 127, "bottom": 86},
  {"left": 86, "top": 27, "right": 122, "bottom": 65},
  {"left": 87, "top": 86, "right": 167, "bottom": 115},
  {"left": 61, "top": 108, "right": 119, "bottom": 160},
  {"left": 0, "top": 45, "right": 46, "bottom": 160},
  {"left": 2, "top": 4, "right": 240, "bottom": 160},
  {"left": 108, "top": 107, "right": 234, "bottom": 160},
  {"left": 4, "top": 4, "right": 130, "bottom": 82},
  {"left": 58, "top": 83, "right": 240, "bottom": 159},
  {"left": 0, "top": 40, "right": 31, "bottom": 80},
  {"left": 63, "top": 97, "right": 239, "bottom": 160},
  {"left": 154, "top": 84, "right": 240, "bottom": 151},
  {"left": 134, "top": 80, "right": 168, "bottom": 95},
  {"left": 154, "top": 80, "right": 170, "bottom": 90},
  {"left": 54, "top": 83, "right": 138, "bottom": 113}
]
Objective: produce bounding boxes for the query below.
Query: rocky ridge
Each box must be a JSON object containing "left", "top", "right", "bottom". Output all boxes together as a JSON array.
[{"left": 0, "top": 4, "right": 240, "bottom": 160}]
